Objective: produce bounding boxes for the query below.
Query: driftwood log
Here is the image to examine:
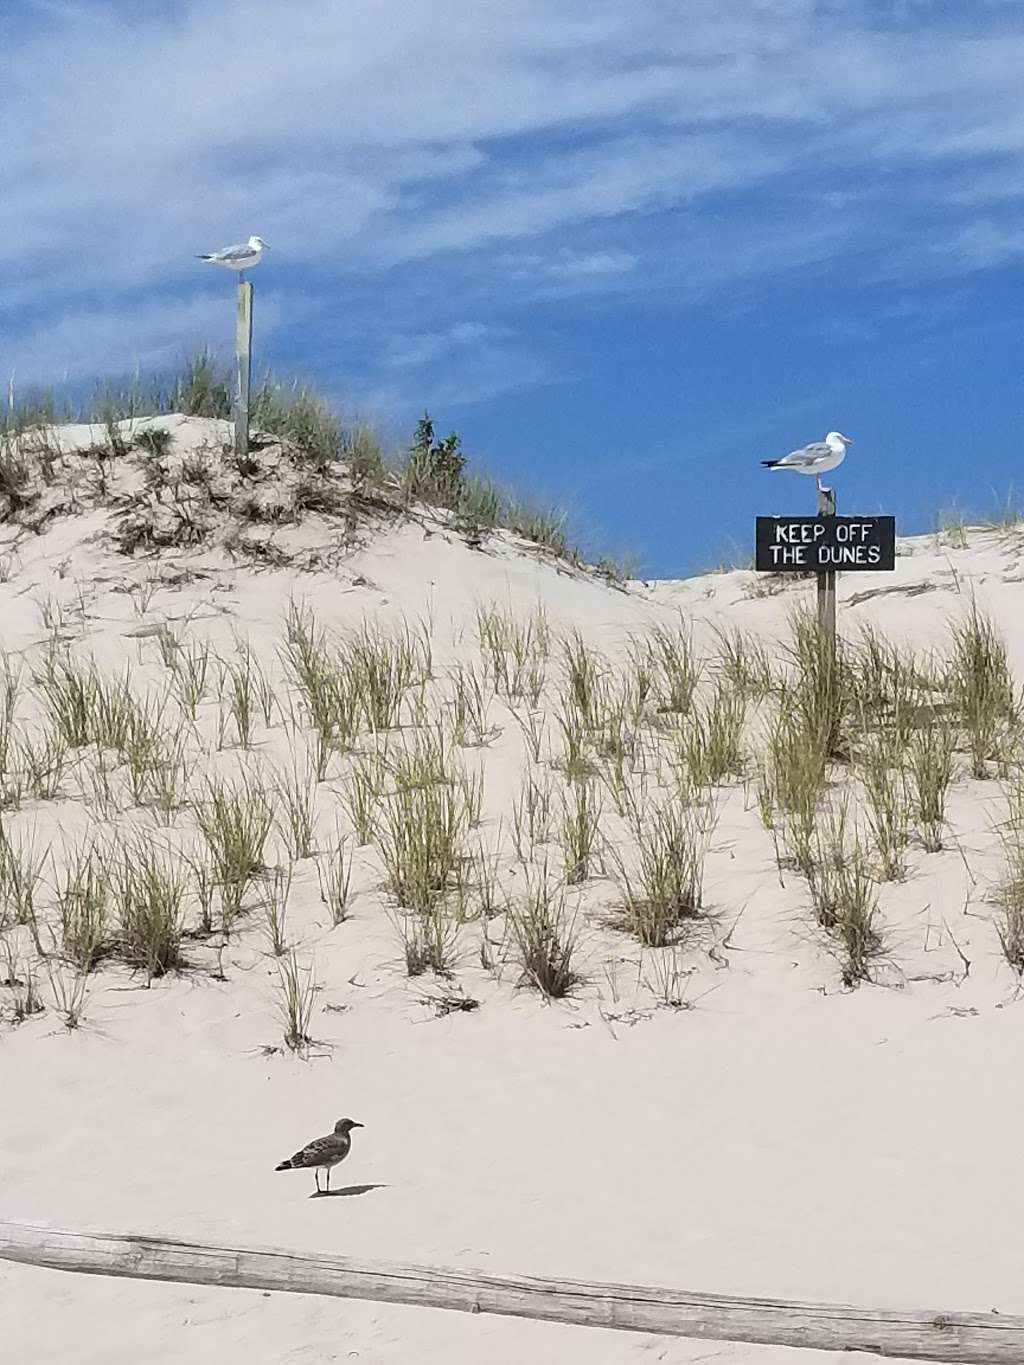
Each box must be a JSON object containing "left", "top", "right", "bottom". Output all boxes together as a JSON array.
[{"left": 0, "top": 1221, "right": 1022, "bottom": 1363}]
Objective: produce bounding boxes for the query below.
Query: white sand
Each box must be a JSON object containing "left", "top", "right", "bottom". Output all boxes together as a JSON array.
[{"left": 2, "top": 418, "right": 1024, "bottom": 1362}]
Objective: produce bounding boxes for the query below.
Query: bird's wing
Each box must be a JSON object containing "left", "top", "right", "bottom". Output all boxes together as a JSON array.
[
  {"left": 210, "top": 243, "right": 253, "bottom": 262},
  {"left": 290, "top": 1134, "right": 343, "bottom": 1167},
  {"left": 777, "top": 441, "right": 831, "bottom": 468}
]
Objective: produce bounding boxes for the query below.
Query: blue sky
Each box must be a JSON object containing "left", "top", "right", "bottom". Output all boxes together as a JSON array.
[{"left": 4, "top": 0, "right": 1024, "bottom": 576}]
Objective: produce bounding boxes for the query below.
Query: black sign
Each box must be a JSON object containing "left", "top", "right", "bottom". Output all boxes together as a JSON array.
[{"left": 755, "top": 516, "right": 896, "bottom": 572}]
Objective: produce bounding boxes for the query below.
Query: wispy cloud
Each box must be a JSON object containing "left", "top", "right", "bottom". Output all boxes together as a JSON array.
[{"left": 5, "top": 0, "right": 1024, "bottom": 400}]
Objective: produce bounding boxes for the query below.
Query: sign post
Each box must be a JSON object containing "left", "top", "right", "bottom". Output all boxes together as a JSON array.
[
  {"left": 816, "top": 485, "right": 837, "bottom": 647},
  {"left": 234, "top": 279, "right": 253, "bottom": 460}
]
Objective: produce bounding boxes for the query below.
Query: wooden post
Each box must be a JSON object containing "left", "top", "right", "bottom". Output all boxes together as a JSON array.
[
  {"left": 234, "top": 278, "right": 253, "bottom": 459},
  {"left": 816, "top": 483, "right": 837, "bottom": 648},
  {"left": 2, "top": 1221, "right": 1024, "bottom": 1363}
]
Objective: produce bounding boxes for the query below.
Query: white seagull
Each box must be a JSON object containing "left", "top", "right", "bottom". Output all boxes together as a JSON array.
[
  {"left": 196, "top": 235, "right": 270, "bottom": 276},
  {"left": 761, "top": 431, "right": 853, "bottom": 492}
]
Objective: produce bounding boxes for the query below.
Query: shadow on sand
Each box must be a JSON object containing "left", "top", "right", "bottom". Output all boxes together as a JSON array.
[{"left": 309, "top": 1183, "right": 388, "bottom": 1200}]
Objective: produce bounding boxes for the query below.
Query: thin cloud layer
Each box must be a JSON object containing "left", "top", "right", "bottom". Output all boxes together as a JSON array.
[{"left": 5, "top": 0, "right": 1024, "bottom": 392}]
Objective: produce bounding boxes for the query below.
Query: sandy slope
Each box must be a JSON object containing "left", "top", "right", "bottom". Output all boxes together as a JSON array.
[{"left": 2, "top": 418, "right": 1024, "bottom": 1362}]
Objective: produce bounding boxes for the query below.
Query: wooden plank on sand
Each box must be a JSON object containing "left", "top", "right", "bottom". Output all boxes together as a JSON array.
[{"left": 0, "top": 1221, "right": 1020, "bottom": 1363}]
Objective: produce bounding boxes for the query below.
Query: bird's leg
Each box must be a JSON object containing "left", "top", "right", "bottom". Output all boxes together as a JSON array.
[
  {"left": 326, "top": 1168, "right": 331, "bottom": 1192},
  {"left": 315, "top": 1169, "right": 321, "bottom": 1194}
]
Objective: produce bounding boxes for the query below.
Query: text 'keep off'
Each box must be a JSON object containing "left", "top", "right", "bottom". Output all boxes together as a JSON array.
[{"left": 755, "top": 516, "right": 896, "bottom": 572}]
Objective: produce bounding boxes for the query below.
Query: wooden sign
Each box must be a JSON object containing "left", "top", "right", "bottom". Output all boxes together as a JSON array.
[{"left": 755, "top": 516, "right": 896, "bottom": 573}]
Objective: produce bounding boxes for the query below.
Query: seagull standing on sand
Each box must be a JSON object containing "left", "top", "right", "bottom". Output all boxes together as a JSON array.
[
  {"left": 761, "top": 431, "right": 853, "bottom": 492},
  {"left": 275, "top": 1118, "right": 363, "bottom": 1193},
  {"left": 196, "top": 235, "right": 270, "bottom": 280}
]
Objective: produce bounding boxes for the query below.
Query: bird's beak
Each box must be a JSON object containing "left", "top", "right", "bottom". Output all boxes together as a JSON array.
[
  {"left": 352, "top": 1122, "right": 364, "bottom": 1128},
  {"left": 843, "top": 435, "right": 853, "bottom": 444}
]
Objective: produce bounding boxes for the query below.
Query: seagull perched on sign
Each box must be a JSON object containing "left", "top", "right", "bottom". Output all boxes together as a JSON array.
[
  {"left": 761, "top": 431, "right": 853, "bottom": 492},
  {"left": 196, "top": 235, "right": 270, "bottom": 279}
]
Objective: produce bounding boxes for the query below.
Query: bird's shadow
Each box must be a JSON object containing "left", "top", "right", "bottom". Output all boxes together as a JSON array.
[{"left": 309, "top": 1182, "right": 388, "bottom": 1200}]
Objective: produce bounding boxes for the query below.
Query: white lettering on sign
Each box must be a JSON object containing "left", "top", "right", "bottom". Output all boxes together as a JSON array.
[
  {"left": 770, "top": 544, "right": 807, "bottom": 566},
  {"left": 818, "top": 544, "right": 884, "bottom": 567},
  {"left": 776, "top": 523, "right": 824, "bottom": 544}
]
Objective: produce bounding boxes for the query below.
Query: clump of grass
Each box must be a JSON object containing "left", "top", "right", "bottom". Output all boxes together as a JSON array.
[
  {"left": 281, "top": 603, "right": 359, "bottom": 773},
  {"left": 808, "top": 808, "right": 881, "bottom": 984},
  {"left": 111, "top": 836, "right": 186, "bottom": 978},
  {"left": 508, "top": 863, "right": 579, "bottom": 998},
  {"left": 637, "top": 624, "right": 701, "bottom": 716},
  {"left": 377, "top": 779, "right": 469, "bottom": 913},
  {"left": 714, "top": 627, "right": 775, "bottom": 700},
  {"left": 220, "top": 640, "right": 274, "bottom": 748},
  {"left": 316, "top": 828, "right": 352, "bottom": 924},
  {"left": 787, "top": 608, "right": 849, "bottom": 759},
  {"left": 765, "top": 704, "right": 828, "bottom": 877},
  {"left": 833, "top": 845, "right": 881, "bottom": 986},
  {"left": 170, "top": 351, "right": 231, "bottom": 418},
  {"left": 555, "top": 693, "right": 595, "bottom": 782},
  {"left": 505, "top": 497, "right": 569, "bottom": 557},
  {"left": 475, "top": 603, "right": 548, "bottom": 703},
  {"left": 456, "top": 834, "right": 506, "bottom": 922},
  {"left": 48, "top": 963, "right": 89, "bottom": 1030},
  {"left": 344, "top": 423, "right": 387, "bottom": 495},
  {"left": 159, "top": 633, "right": 210, "bottom": 718},
  {"left": 559, "top": 779, "right": 602, "bottom": 885},
  {"left": 36, "top": 651, "right": 97, "bottom": 749},
  {"left": 260, "top": 866, "right": 292, "bottom": 956},
  {"left": 273, "top": 761, "right": 317, "bottom": 860},
  {"left": 610, "top": 797, "right": 710, "bottom": 947},
  {"left": 948, "top": 606, "right": 1019, "bottom": 778},
  {"left": 909, "top": 721, "right": 955, "bottom": 852},
  {"left": 16, "top": 726, "right": 71, "bottom": 801},
  {"left": 196, "top": 773, "right": 274, "bottom": 928},
  {"left": 253, "top": 379, "right": 342, "bottom": 471},
  {"left": 276, "top": 950, "right": 317, "bottom": 1052},
  {"left": 563, "top": 631, "right": 603, "bottom": 726},
  {"left": 397, "top": 906, "right": 458, "bottom": 976},
  {"left": 993, "top": 776, "right": 1024, "bottom": 973},
  {"left": 0, "top": 824, "right": 46, "bottom": 932},
  {"left": 55, "top": 839, "right": 110, "bottom": 970},
  {"left": 3, "top": 946, "right": 44, "bottom": 1022},
  {"left": 512, "top": 770, "right": 553, "bottom": 860},
  {"left": 681, "top": 681, "right": 746, "bottom": 788},
  {"left": 344, "top": 621, "right": 430, "bottom": 731},
  {"left": 342, "top": 748, "right": 386, "bottom": 844},
  {"left": 448, "top": 663, "right": 493, "bottom": 747},
  {"left": 860, "top": 726, "right": 912, "bottom": 881}
]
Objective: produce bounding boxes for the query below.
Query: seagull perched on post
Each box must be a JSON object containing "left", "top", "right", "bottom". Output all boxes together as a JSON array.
[
  {"left": 761, "top": 431, "right": 853, "bottom": 492},
  {"left": 196, "top": 235, "right": 270, "bottom": 280},
  {"left": 275, "top": 1118, "right": 363, "bottom": 1193}
]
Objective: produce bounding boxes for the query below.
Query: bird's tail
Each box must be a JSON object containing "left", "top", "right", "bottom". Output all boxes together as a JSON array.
[
  {"left": 760, "top": 459, "right": 782, "bottom": 468},
  {"left": 274, "top": 1159, "right": 293, "bottom": 1171}
]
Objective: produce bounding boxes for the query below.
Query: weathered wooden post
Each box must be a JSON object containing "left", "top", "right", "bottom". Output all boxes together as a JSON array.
[
  {"left": 816, "top": 484, "right": 837, "bottom": 651},
  {"left": 234, "top": 278, "right": 253, "bottom": 459}
]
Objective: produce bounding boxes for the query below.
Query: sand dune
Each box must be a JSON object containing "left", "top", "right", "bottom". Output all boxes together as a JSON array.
[{"left": 1, "top": 416, "right": 1023, "bottom": 1363}]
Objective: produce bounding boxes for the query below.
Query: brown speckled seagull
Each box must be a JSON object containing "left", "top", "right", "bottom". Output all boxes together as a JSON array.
[{"left": 275, "top": 1118, "right": 363, "bottom": 1193}]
